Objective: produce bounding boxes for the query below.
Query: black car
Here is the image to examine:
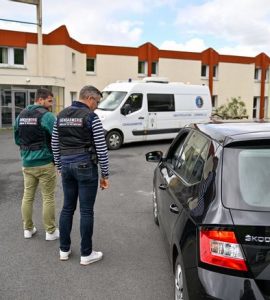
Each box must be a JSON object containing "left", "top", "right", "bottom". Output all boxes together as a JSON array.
[{"left": 146, "top": 122, "right": 270, "bottom": 300}]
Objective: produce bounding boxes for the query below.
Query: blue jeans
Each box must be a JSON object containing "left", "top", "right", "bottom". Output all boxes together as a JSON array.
[{"left": 59, "top": 160, "right": 98, "bottom": 256}]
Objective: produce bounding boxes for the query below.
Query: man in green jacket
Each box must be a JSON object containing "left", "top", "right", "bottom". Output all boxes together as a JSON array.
[{"left": 14, "top": 88, "right": 59, "bottom": 240}]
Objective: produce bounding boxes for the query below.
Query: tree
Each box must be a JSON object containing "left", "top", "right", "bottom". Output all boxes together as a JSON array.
[{"left": 213, "top": 97, "right": 248, "bottom": 119}]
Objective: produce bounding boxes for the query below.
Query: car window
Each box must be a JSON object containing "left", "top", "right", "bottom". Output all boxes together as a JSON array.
[
  {"left": 166, "top": 131, "right": 190, "bottom": 168},
  {"left": 223, "top": 146, "right": 270, "bottom": 211},
  {"left": 176, "top": 131, "right": 210, "bottom": 184}
]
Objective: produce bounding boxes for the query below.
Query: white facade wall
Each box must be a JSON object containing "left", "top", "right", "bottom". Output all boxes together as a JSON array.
[
  {"left": 213, "top": 63, "right": 254, "bottom": 114},
  {"left": 159, "top": 58, "right": 202, "bottom": 85},
  {"left": 88, "top": 54, "right": 138, "bottom": 90}
]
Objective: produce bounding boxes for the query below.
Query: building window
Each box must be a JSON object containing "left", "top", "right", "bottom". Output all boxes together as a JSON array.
[
  {"left": 70, "top": 92, "right": 77, "bottom": 102},
  {"left": 211, "top": 95, "right": 218, "bottom": 108},
  {"left": 151, "top": 62, "right": 158, "bottom": 75},
  {"left": 201, "top": 64, "right": 208, "bottom": 78},
  {"left": 0, "top": 47, "right": 25, "bottom": 66},
  {"left": 138, "top": 61, "right": 147, "bottom": 75},
  {"left": 213, "top": 65, "right": 218, "bottom": 79},
  {"left": 254, "top": 68, "right": 261, "bottom": 80},
  {"left": 253, "top": 96, "right": 260, "bottom": 119},
  {"left": 0, "top": 47, "right": 8, "bottom": 64},
  {"left": 14, "top": 48, "right": 24, "bottom": 65},
  {"left": 72, "top": 53, "right": 76, "bottom": 73},
  {"left": 266, "top": 69, "right": 269, "bottom": 82},
  {"left": 265, "top": 97, "right": 268, "bottom": 119},
  {"left": 86, "top": 58, "right": 95, "bottom": 73}
]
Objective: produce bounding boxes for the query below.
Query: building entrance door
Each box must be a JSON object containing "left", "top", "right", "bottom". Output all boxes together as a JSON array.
[
  {"left": 0, "top": 90, "right": 11, "bottom": 127},
  {"left": 0, "top": 89, "right": 37, "bottom": 127},
  {"left": 13, "top": 90, "right": 27, "bottom": 122}
]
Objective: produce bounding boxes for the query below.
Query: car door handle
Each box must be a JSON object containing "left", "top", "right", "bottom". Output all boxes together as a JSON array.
[
  {"left": 138, "top": 116, "right": 144, "bottom": 119},
  {"left": 159, "top": 183, "right": 168, "bottom": 190},
  {"left": 170, "top": 204, "right": 179, "bottom": 214}
]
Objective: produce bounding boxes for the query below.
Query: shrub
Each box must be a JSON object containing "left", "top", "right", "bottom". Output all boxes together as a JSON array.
[{"left": 212, "top": 97, "right": 248, "bottom": 119}]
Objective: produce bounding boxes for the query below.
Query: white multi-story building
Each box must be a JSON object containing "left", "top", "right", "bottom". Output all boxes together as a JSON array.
[{"left": 1, "top": 25, "right": 270, "bottom": 127}]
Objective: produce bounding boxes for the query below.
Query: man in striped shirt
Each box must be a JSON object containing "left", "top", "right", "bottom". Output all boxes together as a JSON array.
[{"left": 51, "top": 85, "right": 109, "bottom": 265}]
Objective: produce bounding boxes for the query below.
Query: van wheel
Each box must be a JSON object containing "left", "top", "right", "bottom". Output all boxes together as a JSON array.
[
  {"left": 153, "top": 188, "right": 159, "bottom": 225},
  {"left": 106, "top": 131, "right": 123, "bottom": 150},
  {"left": 175, "top": 254, "right": 187, "bottom": 300}
]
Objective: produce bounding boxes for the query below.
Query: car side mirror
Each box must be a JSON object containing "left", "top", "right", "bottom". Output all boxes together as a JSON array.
[
  {"left": 145, "top": 151, "right": 163, "bottom": 162},
  {"left": 120, "top": 104, "right": 131, "bottom": 116}
]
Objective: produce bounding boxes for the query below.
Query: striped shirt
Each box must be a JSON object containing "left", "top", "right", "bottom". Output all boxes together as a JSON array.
[{"left": 51, "top": 102, "right": 109, "bottom": 178}]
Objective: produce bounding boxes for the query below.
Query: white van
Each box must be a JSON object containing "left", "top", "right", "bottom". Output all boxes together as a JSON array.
[{"left": 96, "top": 77, "right": 212, "bottom": 149}]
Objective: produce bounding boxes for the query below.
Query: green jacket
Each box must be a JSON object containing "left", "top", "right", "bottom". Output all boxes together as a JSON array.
[{"left": 14, "top": 105, "right": 56, "bottom": 167}]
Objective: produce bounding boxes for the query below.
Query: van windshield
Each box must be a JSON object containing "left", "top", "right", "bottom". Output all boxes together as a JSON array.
[{"left": 99, "top": 91, "right": 127, "bottom": 111}]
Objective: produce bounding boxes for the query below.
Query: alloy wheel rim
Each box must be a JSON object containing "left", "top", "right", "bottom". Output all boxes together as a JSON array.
[
  {"left": 175, "top": 264, "right": 184, "bottom": 300},
  {"left": 109, "top": 134, "right": 120, "bottom": 147}
]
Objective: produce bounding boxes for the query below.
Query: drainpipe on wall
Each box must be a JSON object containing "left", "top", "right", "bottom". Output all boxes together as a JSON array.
[{"left": 36, "top": 0, "right": 43, "bottom": 77}]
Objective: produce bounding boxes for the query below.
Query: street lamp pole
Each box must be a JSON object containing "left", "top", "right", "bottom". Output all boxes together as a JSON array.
[{"left": 9, "top": 0, "right": 43, "bottom": 76}]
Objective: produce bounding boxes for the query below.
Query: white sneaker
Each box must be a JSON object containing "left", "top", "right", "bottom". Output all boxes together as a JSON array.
[
  {"left": 46, "top": 228, "right": 59, "bottom": 241},
  {"left": 24, "top": 227, "right": 37, "bottom": 239},
  {"left": 80, "top": 251, "right": 103, "bottom": 265},
  {"left": 59, "top": 249, "right": 71, "bottom": 261}
]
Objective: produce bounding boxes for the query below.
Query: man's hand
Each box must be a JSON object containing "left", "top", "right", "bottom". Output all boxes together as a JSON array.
[{"left": 100, "top": 178, "right": 109, "bottom": 190}]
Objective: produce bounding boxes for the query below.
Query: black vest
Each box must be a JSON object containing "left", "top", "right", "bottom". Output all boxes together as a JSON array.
[
  {"left": 57, "top": 106, "right": 94, "bottom": 156},
  {"left": 18, "top": 107, "right": 50, "bottom": 151}
]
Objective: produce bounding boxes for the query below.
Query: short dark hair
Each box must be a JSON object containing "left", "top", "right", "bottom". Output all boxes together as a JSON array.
[
  {"left": 79, "top": 85, "right": 102, "bottom": 100},
  {"left": 36, "top": 88, "right": 53, "bottom": 100}
]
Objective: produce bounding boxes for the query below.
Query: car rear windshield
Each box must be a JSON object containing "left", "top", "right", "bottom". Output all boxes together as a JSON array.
[{"left": 222, "top": 143, "right": 270, "bottom": 211}]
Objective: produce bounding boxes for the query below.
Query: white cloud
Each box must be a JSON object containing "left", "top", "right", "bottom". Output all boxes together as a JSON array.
[
  {"left": 0, "top": 0, "right": 147, "bottom": 45},
  {"left": 175, "top": 0, "right": 270, "bottom": 54},
  {"left": 160, "top": 38, "right": 207, "bottom": 52},
  {"left": 2, "top": 0, "right": 270, "bottom": 56},
  {"left": 217, "top": 45, "right": 263, "bottom": 57}
]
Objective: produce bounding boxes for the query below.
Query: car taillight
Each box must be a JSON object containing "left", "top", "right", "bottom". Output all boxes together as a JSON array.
[{"left": 200, "top": 229, "right": 247, "bottom": 271}]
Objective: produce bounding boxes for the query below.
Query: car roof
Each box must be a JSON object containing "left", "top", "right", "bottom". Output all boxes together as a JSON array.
[{"left": 189, "top": 121, "right": 270, "bottom": 146}]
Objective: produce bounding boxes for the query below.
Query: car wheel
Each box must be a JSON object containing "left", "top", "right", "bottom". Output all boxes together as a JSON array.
[
  {"left": 106, "top": 130, "right": 123, "bottom": 150},
  {"left": 175, "top": 254, "right": 187, "bottom": 300},
  {"left": 153, "top": 188, "right": 159, "bottom": 225}
]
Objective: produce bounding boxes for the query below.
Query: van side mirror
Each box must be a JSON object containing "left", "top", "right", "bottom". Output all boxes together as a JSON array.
[
  {"left": 121, "top": 103, "right": 131, "bottom": 116},
  {"left": 145, "top": 151, "right": 163, "bottom": 162}
]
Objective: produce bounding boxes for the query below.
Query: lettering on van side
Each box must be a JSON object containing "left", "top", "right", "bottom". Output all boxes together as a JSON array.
[
  {"left": 194, "top": 113, "right": 208, "bottom": 117},
  {"left": 173, "top": 113, "right": 192, "bottom": 117},
  {"left": 122, "top": 122, "right": 143, "bottom": 126}
]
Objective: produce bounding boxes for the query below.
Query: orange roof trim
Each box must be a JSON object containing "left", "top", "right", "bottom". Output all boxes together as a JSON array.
[{"left": 0, "top": 26, "right": 270, "bottom": 65}]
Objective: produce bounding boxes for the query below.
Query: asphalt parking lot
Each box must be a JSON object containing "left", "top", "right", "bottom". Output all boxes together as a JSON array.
[{"left": 0, "top": 129, "right": 174, "bottom": 300}]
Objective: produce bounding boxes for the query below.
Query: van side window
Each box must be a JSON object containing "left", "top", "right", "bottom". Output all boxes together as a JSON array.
[
  {"left": 147, "top": 94, "right": 175, "bottom": 112},
  {"left": 123, "top": 93, "right": 143, "bottom": 114}
]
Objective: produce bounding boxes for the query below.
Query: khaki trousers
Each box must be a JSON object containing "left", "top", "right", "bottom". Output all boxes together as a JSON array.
[{"left": 21, "top": 162, "right": 56, "bottom": 233}]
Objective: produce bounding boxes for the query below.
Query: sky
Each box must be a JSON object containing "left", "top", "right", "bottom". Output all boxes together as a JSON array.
[{"left": 1, "top": 0, "right": 270, "bottom": 57}]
